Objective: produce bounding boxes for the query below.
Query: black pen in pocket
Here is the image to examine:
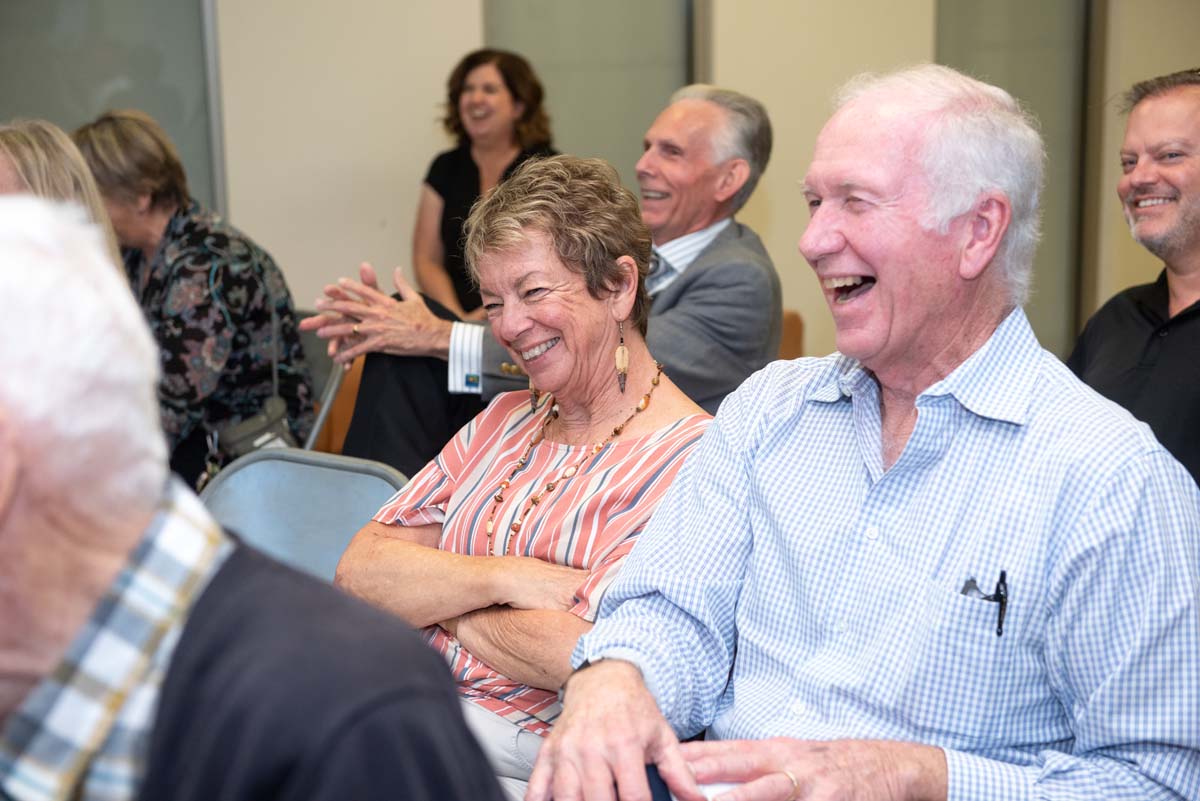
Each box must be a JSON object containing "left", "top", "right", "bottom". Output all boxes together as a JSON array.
[{"left": 960, "top": 570, "right": 1007, "bottom": 636}]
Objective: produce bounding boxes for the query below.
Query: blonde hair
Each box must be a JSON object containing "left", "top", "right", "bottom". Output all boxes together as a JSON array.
[
  {"left": 0, "top": 119, "right": 123, "bottom": 268},
  {"left": 73, "top": 109, "right": 190, "bottom": 211},
  {"left": 463, "top": 155, "right": 652, "bottom": 335}
]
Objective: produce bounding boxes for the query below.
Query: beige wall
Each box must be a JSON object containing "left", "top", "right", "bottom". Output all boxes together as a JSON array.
[
  {"left": 213, "top": 2, "right": 932, "bottom": 356},
  {"left": 485, "top": 0, "right": 688, "bottom": 194},
  {"left": 708, "top": 0, "right": 937, "bottom": 357},
  {"left": 1081, "top": 0, "right": 1200, "bottom": 319},
  {"left": 214, "top": 1, "right": 1197, "bottom": 349},
  {"left": 215, "top": 1, "right": 483, "bottom": 307}
]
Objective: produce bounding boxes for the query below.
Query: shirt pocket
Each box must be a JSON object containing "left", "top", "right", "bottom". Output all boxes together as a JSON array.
[{"left": 892, "top": 582, "right": 1047, "bottom": 744}]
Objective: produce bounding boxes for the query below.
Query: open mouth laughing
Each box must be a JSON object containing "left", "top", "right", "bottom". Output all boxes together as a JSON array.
[{"left": 823, "top": 275, "right": 877, "bottom": 304}]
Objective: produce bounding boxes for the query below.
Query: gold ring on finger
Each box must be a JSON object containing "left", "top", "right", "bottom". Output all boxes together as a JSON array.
[
  {"left": 780, "top": 769, "right": 800, "bottom": 801},
  {"left": 353, "top": 323, "right": 360, "bottom": 335}
]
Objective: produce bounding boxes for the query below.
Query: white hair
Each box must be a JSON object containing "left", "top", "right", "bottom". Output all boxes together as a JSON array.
[
  {"left": 669, "top": 84, "right": 773, "bottom": 212},
  {"left": 0, "top": 196, "right": 166, "bottom": 523},
  {"left": 836, "top": 64, "right": 1045, "bottom": 306}
]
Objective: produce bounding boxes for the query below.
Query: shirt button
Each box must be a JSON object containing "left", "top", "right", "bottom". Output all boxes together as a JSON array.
[
  {"left": 1158, "top": 329, "right": 1169, "bottom": 338},
  {"left": 864, "top": 525, "right": 880, "bottom": 541}
]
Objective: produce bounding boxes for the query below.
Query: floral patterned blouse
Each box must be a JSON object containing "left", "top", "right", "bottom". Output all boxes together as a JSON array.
[{"left": 123, "top": 200, "right": 313, "bottom": 483}]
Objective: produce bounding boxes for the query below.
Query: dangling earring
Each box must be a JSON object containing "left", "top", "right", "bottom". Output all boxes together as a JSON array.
[
  {"left": 529, "top": 377, "right": 540, "bottom": 413},
  {"left": 615, "top": 320, "right": 629, "bottom": 393}
]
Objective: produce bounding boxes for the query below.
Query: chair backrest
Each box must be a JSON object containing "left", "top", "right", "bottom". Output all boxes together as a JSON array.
[
  {"left": 303, "top": 364, "right": 344, "bottom": 449},
  {"left": 778, "top": 309, "right": 804, "bottom": 360},
  {"left": 309, "top": 355, "right": 364, "bottom": 453},
  {"left": 199, "top": 448, "right": 407, "bottom": 581}
]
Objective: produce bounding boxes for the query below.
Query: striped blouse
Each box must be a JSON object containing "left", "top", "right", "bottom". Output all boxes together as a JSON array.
[{"left": 374, "top": 390, "right": 710, "bottom": 735}]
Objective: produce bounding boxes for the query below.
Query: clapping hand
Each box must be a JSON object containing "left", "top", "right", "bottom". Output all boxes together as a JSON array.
[{"left": 299, "top": 262, "right": 452, "bottom": 365}]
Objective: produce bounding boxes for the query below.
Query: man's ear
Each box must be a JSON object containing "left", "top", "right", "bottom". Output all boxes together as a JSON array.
[
  {"left": 609, "top": 255, "right": 639, "bottom": 321},
  {"left": 960, "top": 193, "right": 1011, "bottom": 281},
  {"left": 0, "top": 409, "right": 19, "bottom": 526},
  {"left": 713, "top": 159, "right": 751, "bottom": 205}
]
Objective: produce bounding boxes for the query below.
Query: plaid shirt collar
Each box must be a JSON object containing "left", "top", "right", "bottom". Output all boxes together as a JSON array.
[{"left": 0, "top": 479, "right": 232, "bottom": 801}]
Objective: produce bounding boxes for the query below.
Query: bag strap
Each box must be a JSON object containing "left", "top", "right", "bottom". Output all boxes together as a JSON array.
[{"left": 269, "top": 300, "right": 280, "bottom": 398}]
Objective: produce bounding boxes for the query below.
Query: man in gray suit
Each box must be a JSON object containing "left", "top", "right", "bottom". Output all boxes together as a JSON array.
[{"left": 305, "top": 85, "right": 781, "bottom": 476}]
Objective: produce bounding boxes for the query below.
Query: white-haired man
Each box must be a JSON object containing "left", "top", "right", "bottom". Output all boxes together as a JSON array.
[
  {"left": 1068, "top": 67, "right": 1200, "bottom": 484},
  {"left": 0, "top": 197, "right": 505, "bottom": 801},
  {"left": 527, "top": 65, "right": 1200, "bottom": 801},
  {"left": 302, "top": 85, "right": 780, "bottom": 478}
]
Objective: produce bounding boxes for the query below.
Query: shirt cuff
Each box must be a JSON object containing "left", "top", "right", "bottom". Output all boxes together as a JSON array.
[
  {"left": 570, "top": 646, "right": 666, "bottom": 704},
  {"left": 944, "top": 748, "right": 1034, "bottom": 801},
  {"left": 447, "top": 322, "right": 484, "bottom": 395}
]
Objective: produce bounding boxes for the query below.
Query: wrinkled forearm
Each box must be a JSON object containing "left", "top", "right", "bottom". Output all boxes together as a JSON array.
[
  {"left": 455, "top": 607, "right": 592, "bottom": 691},
  {"left": 334, "top": 526, "right": 501, "bottom": 628}
]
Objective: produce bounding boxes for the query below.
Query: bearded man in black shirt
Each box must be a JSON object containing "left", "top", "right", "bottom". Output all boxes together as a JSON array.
[{"left": 1068, "top": 67, "right": 1200, "bottom": 484}]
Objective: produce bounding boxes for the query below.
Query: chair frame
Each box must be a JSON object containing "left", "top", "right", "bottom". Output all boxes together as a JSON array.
[
  {"left": 198, "top": 447, "right": 407, "bottom": 580},
  {"left": 199, "top": 446, "right": 404, "bottom": 504}
]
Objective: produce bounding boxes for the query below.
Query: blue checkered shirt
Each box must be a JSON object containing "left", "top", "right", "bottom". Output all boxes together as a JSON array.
[
  {"left": 575, "top": 309, "right": 1200, "bottom": 800},
  {"left": 0, "top": 480, "right": 231, "bottom": 801}
]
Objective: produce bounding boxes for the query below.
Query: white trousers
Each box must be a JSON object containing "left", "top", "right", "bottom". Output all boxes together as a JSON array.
[{"left": 460, "top": 698, "right": 544, "bottom": 801}]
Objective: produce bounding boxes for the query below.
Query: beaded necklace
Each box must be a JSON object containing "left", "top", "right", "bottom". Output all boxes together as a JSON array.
[{"left": 484, "top": 362, "right": 664, "bottom": 556}]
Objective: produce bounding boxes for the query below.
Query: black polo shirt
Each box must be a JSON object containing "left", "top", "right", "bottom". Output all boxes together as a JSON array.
[{"left": 1067, "top": 269, "right": 1200, "bottom": 484}]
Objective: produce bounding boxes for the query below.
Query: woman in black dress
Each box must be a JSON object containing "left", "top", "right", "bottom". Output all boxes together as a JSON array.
[{"left": 414, "top": 49, "right": 555, "bottom": 320}]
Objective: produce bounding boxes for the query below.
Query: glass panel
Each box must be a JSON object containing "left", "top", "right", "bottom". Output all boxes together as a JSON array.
[
  {"left": 0, "top": 0, "right": 218, "bottom": 210},
  {"left": 937, "top": 0, "right": 1088, "bottom": 356},
  {"left": 484, "top": 0, "right": 689, "bottom": 192}
]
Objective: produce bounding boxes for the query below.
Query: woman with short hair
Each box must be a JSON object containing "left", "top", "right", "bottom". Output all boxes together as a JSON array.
[
  {"left": 73, "top": 109, "right": 313, "bottom": 486},
  {"left": 335, "top": 156, "right": 709, "bottom": 800}
]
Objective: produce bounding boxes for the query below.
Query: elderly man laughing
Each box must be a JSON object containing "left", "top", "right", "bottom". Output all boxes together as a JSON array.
[{"left": 527, "top": 65, "right": 1200, "bottom": 801}]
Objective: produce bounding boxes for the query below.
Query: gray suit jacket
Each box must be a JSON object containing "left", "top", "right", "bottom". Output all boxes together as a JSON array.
[{"left": 479, "top": 221, "right": 781, "bottom": 414}]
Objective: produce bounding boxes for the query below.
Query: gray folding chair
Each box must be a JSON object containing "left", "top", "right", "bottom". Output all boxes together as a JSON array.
[
  {"left": 296, "top": 309, "right": 345, "bottom": 450},
  {"left": 199, "top": 448, "right": 407, "bottom": 581},
  {"left": 303, "top": 364, "right": 345, "bottom": 450}
]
